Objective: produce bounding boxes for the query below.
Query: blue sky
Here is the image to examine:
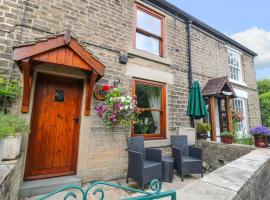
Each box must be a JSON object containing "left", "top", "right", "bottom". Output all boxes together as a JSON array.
[{"left": 167, "top": 0, "right": 270, "bottom": 80}]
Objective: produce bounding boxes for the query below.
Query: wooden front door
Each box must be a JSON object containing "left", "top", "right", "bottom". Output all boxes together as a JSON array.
[{"left": 24, "top": 73, "right": 83, "bottom": 180}]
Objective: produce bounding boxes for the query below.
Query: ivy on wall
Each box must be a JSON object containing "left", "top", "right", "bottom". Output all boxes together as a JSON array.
[{"left": 257, "top": 79, "right": 270, "bottom": 127}]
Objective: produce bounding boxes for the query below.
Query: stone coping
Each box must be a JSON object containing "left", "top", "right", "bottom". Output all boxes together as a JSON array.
[
  {"left": 0, "top": 164, "right": 15, "bottom": 184},
  {"left": 176, "top": 148, "right": 270, "bottom": 199}
]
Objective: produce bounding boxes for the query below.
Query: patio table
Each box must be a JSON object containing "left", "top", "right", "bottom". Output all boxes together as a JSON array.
[{"left": 162, "top": 157, "right": 174, "bottom": 183}]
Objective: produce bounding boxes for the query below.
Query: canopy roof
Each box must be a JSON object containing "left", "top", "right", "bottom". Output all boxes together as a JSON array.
[
  {"left": 202, "top": 77, "right": 237, "bottom": 98},
  {"left": 12, "top": 30, "right": 105, "bottom": 77}
]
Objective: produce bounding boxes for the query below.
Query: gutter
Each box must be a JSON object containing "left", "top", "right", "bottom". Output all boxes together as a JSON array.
[{"left": 142, "top": 0, "right": 258, "bottom": 57}]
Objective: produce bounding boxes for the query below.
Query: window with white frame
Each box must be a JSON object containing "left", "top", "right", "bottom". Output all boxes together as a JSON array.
[
  {"left": 232, "top": 98, "right": 247, "bottom": 135},
  {"left": 228, "top": 50, "right": 242, "bottom": 82}
]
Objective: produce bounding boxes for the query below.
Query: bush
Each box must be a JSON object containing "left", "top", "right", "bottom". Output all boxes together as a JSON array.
[
  {"left": 257, "top": 79, "right": 270, "bottom": 128},
  {"left": 220, "top": 131, "right": 233, "bottom": 137},
  {"left": 196, "top": 123, "right": 211, "bottom": 133},
  {"left": 257, "top": 79, "right": 270, "bottom": 95},
  {"left": 259, "top": 92, "right": 270, "bottom": 127},
  {"left": 0, "top": 113, "right": 29, "bottom": 139},
  {"left": 0, "top": 78, "right": 22, "bottom": 112}
]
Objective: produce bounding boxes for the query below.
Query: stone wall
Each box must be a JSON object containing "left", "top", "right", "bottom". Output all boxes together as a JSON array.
[
  {"left": 197, "top": 140, "right": 255, "bottom": 170},
  {"left": 0, "top": 0, "right": 261, "bottom": 182},
  {"left": 0, "top": 154, "right": 23, "bottom": 200},
  {"left": 178, "top": 145, "right": 270, "bottom": 200},
  {"left": 191, "top": 26, "right": 261, "bottom": 129}
]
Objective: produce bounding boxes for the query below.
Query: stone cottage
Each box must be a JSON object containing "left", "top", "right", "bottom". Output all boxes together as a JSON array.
[{"left": 0, "top": 0, "right": 261, "bottom": 195}]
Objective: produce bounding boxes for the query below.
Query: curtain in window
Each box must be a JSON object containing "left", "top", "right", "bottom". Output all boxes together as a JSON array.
[{"left": 147, "top": 88, "right": 161, "bottom": 134}]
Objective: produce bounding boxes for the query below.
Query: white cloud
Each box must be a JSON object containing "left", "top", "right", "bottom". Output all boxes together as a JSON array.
[{"left": 230, "top": 27, "right": 270, "bottom": 69}]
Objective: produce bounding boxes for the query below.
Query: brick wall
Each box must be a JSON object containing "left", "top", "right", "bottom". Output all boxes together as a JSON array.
[{"left": 0, "top": 0, "right": 261, "bottom": 182}]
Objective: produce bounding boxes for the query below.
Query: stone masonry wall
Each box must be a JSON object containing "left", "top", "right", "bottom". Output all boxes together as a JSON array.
[
  {"left": 0, "top": 0, "right": 261, "bottom": 182},
  {"left": 191, "top": 26, "right": 262, "bottom": 128},
  {"left": 178, "top": 145, "right": 270, "bottom": 200},
  {"left": 197, "top": 140, "right": 255, "bottom": 170},
  {"left": 0, "top": 154, "right": 23, "bottom": 200},
  {"left": 0, "top": 0, "right": 191, "bottom": 182}
]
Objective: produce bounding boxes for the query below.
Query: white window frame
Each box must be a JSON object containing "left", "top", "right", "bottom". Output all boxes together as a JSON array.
[
  {"left": 228, "top": 48, "right": 244, "bottom": 84},
  {"left": 232, "top": 98, "right": 248, "bottom": 136}
]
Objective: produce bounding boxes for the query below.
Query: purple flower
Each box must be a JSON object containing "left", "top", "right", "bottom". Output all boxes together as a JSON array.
[
  {"left": 109, "top": 113, "right": 117, "bottom": 122},
  {"left": 250, "top": 126, "right": 270, "bottom": 136},
  {"left": 95, "top": 103, "right": 105, "bottom": 118}
]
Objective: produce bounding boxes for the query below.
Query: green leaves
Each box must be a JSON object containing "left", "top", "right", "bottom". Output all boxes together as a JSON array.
[
  {"left": 0, "top": 78, "right": 22, "bottom": 112},
  {"left": 196, "top": 122, "right": 211, "bottom": 133},
  {"left": 257, "top": 79, "right": 270, "bottom": 128},
  {"left": 257, "top": 79, "right": 270, "bottom": 95},
  {"left": 0, "top": 113, "right": 29, "bottom": 139}
]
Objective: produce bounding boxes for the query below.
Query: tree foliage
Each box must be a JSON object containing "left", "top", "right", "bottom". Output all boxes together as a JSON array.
[
  {"left": 257, "top": 79, "right": 270, "bottom": 95},
  {"left": 258, "top": 79, "right": 270, "bottom": 127}
]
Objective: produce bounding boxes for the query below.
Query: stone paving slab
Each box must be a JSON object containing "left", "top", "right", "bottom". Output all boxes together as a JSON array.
[
  {"left": 176, "top": 181, "right": 236, "bottom": 200},
  {"left": 226, "top": 157, "right": 264, "bottom": 173},
  {"left": 240, "top": 149, "right": 270, "bottom": 162},
  {"left": 201, "top": 165, "right": 253, "bottom": 192}
]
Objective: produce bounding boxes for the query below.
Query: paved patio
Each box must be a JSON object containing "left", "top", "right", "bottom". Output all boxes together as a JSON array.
[{"left": 22, "top": 174, "right": 201, "bottom": 200}]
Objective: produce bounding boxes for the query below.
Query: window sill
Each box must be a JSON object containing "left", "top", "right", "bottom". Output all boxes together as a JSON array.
[
  {"left": 228, "top": 79, "right": 247, "bottom": 87},
  {"left": 128, "top": 49, "right": 172, "bottom": 66}
]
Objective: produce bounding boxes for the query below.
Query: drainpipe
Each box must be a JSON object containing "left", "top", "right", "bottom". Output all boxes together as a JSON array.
[
  {"left": 187, "top": 19, "right": 193, "bottom": 89},
  {"left": 187, "top": 19, "right": 195, "bottom": 128}
]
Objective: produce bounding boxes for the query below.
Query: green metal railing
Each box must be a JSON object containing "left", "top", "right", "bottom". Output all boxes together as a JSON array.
[{"left": 37, "top": 179, "right": 176, "bottom": 200}]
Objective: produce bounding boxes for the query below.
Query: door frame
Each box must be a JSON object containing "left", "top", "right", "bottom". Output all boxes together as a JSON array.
[{"left": 24, "top": 72, "right": 84, "bottom": 181}]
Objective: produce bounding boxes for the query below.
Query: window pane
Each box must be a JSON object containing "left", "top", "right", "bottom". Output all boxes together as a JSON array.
[
  {"left": 136, "top": 32, "right": 160, "bottom": 55},
  {"left": 135, "top": 82, "right": 161, "bottom": 109},
  {"left": 233, "top": 99, "right": 246, "bottom": 135},
  {"left": 134, "top": 111, "right": 160, "bottom": 134},
  {"left": 229, "top": 51, "right": 240, "bottom": 68},
  {"left": 230, "top": 66, "right": 240, "bottom": 81},
  {"left": 137, "top": 9, "right": 161, "bottom": 36}
]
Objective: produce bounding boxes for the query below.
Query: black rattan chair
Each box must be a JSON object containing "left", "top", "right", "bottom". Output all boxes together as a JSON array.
[
  {"left": 171, "top": 135, "right": 203, "bottom": 181},
  {"left": 126, "top": 136, "right": 162, "bottom": 188}
]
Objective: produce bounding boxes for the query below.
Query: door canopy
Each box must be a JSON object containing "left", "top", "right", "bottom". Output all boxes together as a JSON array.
[
  {"left": 202, "top": 77, "right": 237, "bottom": 99},
  {"left": 12, "top": 30, "right": 105, "bottom": 116}
]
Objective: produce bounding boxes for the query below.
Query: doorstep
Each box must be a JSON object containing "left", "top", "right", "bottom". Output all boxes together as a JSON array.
[{"left": 18, "top": 175, "right": 82, "bottom": 198}]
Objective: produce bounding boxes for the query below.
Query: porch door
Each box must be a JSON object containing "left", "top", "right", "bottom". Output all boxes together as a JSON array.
[{"left": 24, "top": 73, "right": 83, "bottom": 181}]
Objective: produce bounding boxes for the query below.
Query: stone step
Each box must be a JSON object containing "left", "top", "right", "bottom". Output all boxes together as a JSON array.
[{"left": 18, "top": 175, "right": 82, "bottom": 198}]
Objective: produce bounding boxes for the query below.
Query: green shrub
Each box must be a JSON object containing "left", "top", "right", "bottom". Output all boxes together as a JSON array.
[
  {"left": 233, "top": 131, "right": 254, "bottom": 146},
  {"left": 257, "top": 79, "right": 270, "bottom": 95},
  {"left": 0, "top": 113, "right": 29, "bottom": 139},
  {"left": 0, "top": 78, "right": 22, "bottom": 112},
  {"left": 220, "top": 131, "right": 233, "bottom": 137},
  {"left": 259, "top": 92, "right": 270, "bottom": 127},
  {"left": 196, "top": 123, "right": 211, "bottom": 133}
]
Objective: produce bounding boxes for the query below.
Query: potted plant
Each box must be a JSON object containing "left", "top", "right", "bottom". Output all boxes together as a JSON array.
[
  {"left": 0, "top": 113, "right": 29, "bottom": 163},
  {"left": 196, "top": 123, "right": 211, "bottom": 140},
  {"left": 220, "top": 131, "right": 233, "bottom": 144},
  {"left": 95, "top": 87, "right": 140, "bottom": 130},
  {"left": 250, "top": 126, "right": 270, "bottom": 148}
]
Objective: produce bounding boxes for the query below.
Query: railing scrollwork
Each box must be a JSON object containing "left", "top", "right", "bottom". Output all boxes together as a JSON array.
[{"left": 37, "top": 179, "right": 176, "bottom": 200}]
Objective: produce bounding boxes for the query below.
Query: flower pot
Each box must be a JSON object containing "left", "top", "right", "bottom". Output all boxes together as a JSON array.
[
  {"left": 254, "top": 135, "right": 268, "bottom": 148},
  {"left": 197, "top": 132, "right": 208, "bottom": 140},
  {"left": 267, "top": 136, "right": 270, "bottom": 144},
  {"left": 221, "top": 136, "right": 233, "bottom": 144},
  {"left": 2, "top": 133, "right": 22, "bottom": 160},
  {"left": 0, "top": 139, "right": 4, "bottom": 165}
]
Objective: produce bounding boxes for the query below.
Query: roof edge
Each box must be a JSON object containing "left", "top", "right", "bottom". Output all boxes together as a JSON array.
[{"left": 142, "top": 0, "right": 258, "bottom": 57}]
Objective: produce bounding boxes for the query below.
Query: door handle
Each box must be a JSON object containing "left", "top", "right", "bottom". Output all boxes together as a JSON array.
[{"left": 73, "top": 116, "right": 80, "bottom": 124}]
